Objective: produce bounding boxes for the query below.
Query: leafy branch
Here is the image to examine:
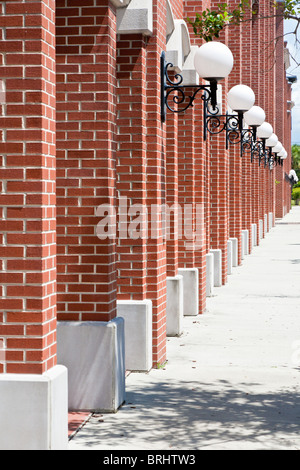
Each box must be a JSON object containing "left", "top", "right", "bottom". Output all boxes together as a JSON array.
[{"left": 187, "top": 0, "right": 300, "bottom": 43}]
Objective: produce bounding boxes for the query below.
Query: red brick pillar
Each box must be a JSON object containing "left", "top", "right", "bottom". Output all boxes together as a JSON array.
[
  {"left": 55, "top": 0, "right": 125, "bottom": 412},
  {"left": 178, "top": 108, "right": 196, "bottom": 269},
  {"left": 0, "top": 0, "right": 56, "bottom": 375},
  {"left": 0, "top": 0, "right": 67, "bottom": 449},
  {"left": 282, "top": 78, "right": 292, "bottom": 215},
  {"left": 177, "top": 103, "right": 202, "bottom": 314},
  {"left": 241, "top": 7, "right": 254, "bottom": 253},
  {"left": 56, "top": 0, "right": 117, "bottom": 323},
  {"left": 210, "top": 119, "right": 229, "bottom": 284},
  {"left": 258, "top": 0, "right": 267, "bottom": 235},
  {"left": 267, "top": 4, "right": 276, "bottom": 226},
  {"left": 251, "top": 7, "right": 262, "bottom": 240},
  {"left": 146, "top": 0, "right": 167, "bottom": 366},
  {"left": 285, "top": 81, "right": 293, "bottom": 213},
  {"left": 228, "top": 2, "right": 243, "bottom": 262},
  {"left": 207, "top": 3, "right": 230, "bottom": 284},
  {"left": 194, "top": 102, "right": 207, "bottom": 310},
  {"left": 184, "top": 0, "right": 209, "bottom": 312},
  {"left": 116, "top": 34, "right": 148, "bottom": 301},
  {"left": 275, "top": 4, "right": 285, "bottom": 218},
  {"left": 115, "top": 31, "right": 157, "bottom": 369},
  {"left": 166, "top": 111, "right": 179, "bottom": 278}
]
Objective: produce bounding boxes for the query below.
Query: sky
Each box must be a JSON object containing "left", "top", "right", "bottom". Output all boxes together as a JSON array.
[{"left": 284, "top": 18, "right": 300, "bottom": 145}]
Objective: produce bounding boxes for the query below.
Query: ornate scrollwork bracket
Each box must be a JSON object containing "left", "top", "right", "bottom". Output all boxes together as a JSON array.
[
  {"left": 161, "top": 52, "right": 217, "bottom": 123},
  {"left": 203, "top": 98, "right": 245, "bottom": 154}
]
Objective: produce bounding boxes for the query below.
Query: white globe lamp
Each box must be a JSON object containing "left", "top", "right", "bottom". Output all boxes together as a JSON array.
[
  {"left": 244, "top": 106, "right": 266, "bottom": 127},
  {"left": 227, "top": 84, "right": 255, "bottom": 112},
  {"left": 265, "top": 133, "right": 278, "bottom": 148},
  {"left": 194, "top": 41, "right": 234, "bottom": 81},
  {"left": 257, "top": 122, "right": 273, "bottom": 139},
  {"left": 272, "top": 142, "right": 283, "bottom": 154}
]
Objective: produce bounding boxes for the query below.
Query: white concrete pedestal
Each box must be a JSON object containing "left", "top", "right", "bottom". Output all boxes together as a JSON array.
[
  {"left": 117, "top": 300, "right": 153, "bottom": 371},
  {"left": 178, "top": 268, "right": 199, "bottom": 316},
  {"left": 0, "top": 365, "right": 68, "bottom": 450},
  {"left": 251, "top": 223, "right": 257, "bottom": 247},
  {"left": 206, "top": 253, "right": 214, "bottom": 297},
  {"left": 242, "top": 229, "right": 249, "bottom": 256},
  {"left": 264, "top": 214, "right": 268, "bottom": 234},
  {"left": 230, "top": 237, "right": 238, "bottom": 267},
  {"left": 269, "top": 212, "right": 273, "bottom": 230},
  {"left": 259, "top": 219, "right": 263, "bottom": 240},
  {"left": 166, "top": 275, "right": 183, "bottom": 336},
  {"left": 210, "top": 249, "right": 222, "bottom": 287},
  {"left": 57, "top": 318, "right": 125, "bottom": 412},
  {"left": 227, "top": 239, "right": 233, "bottom": 275}
]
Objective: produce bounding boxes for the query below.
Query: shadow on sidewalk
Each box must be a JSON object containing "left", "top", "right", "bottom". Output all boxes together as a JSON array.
[{"left": 71, "top": 375, "right": 300, "bottom": 449}]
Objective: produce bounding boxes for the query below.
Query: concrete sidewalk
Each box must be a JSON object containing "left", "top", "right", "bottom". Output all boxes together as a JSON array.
[{"left": 69, "top": 207, "right": 300, "bottom": 450}]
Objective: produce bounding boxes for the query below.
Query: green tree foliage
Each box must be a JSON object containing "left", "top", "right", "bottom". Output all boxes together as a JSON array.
[
  {"left": 292, "top": 144, "right": 300, "bottom": 181},
  {"left": 187, "top": 0, "right": 300, "bottom": 42},
  {"left": 292, "top": 186, "right": 300, "bottom": 203},
  {"left": 292, "top": 144, "right": 300, "bottom": 167}
]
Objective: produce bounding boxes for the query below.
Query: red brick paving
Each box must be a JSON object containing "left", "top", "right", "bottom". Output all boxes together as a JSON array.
[{"left": 68, "top": 412, "right": 91, "bottom": 438}]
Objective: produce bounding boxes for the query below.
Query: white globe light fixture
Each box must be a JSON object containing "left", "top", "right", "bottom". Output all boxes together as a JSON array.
[
  {"left": 255, "top": 122, "right": 274, "bottom": 162},
  {"left": 272, "top": 141, "right": 283, "bottom": 154},
  {"left": 161, "top": 41, "right": 234, "bottom": 122},
  {"left": 265, "top": 133, "right": 278, "bottom": 148},
  {"left": 241, "top": 105, "right": 265, "bottom": 143},
  {"left": 194, "top": 41, "right": 234, "bottom": 82},
  {"left": 227, "top": 84, "right": 255, "bottom": 112},
  {"left": 264, "top": 133, "right": 278, "bottom": 168},
  {"left": 194, "top": 41, "right": 234, "bottom": 111},
  {"left": 277, "top": 148, "right": 286, "bottom": 167},
  {"left": 225, "top": 84, "right": 255, "bottom": 134},
  {"left": 257, "top": 122, "right": 273, "bottom": 139},
  {"left": 244, "top": 105, "right": 266, "bottom": 129}
]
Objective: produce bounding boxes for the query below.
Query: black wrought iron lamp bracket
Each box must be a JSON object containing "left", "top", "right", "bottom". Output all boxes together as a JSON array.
[
  {"left": 161, "top": 51, "right": 218, "bottom": 123},
  {"left": 204, "top": 101, "right": 254, "bottom": 159},
  {"left": 203, "top": 99, "right": 243, "bottom": 147},
  {"left": 250, "top": 138, "right": 266, "bottom": 166},
  {"left": 267, "top": 147, "right": 283, "bottom": 169}
]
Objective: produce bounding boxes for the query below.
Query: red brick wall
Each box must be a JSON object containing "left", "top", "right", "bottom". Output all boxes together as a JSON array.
[
  {"left": 250, "top": 5, "right": 262, "bottom": 238},
  {"left": 275, "top": 4, "right": 287, "bottom": 218},
  {"left": 166, "top": 109, "right": 179, "bottom": 278},
  {"left": 144, "top": 0, "right": 168, "bottom": 366},
  {"left": 56, "top": 0, "right": 118, "bottom": 322},
  {"left": 209, "top": 1, "right": 230, "bottom": 284},
  {"left": 184, "top": 0, "right": 208, "bottom": 313},
  {"left": 0, "top": 0, "right": 291, "bottom": 378},
  {"left": 241, "top": 5, "right": 254, "bottom": 252},
  {"left": 228, "top": 0, "right": 243, "bottom": 260},
  {"left": 0, "top": 0, "right": 56, "bottom": 374},
  {"left": 116, "top": 34, "right": 148, "bottom": 299}
]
